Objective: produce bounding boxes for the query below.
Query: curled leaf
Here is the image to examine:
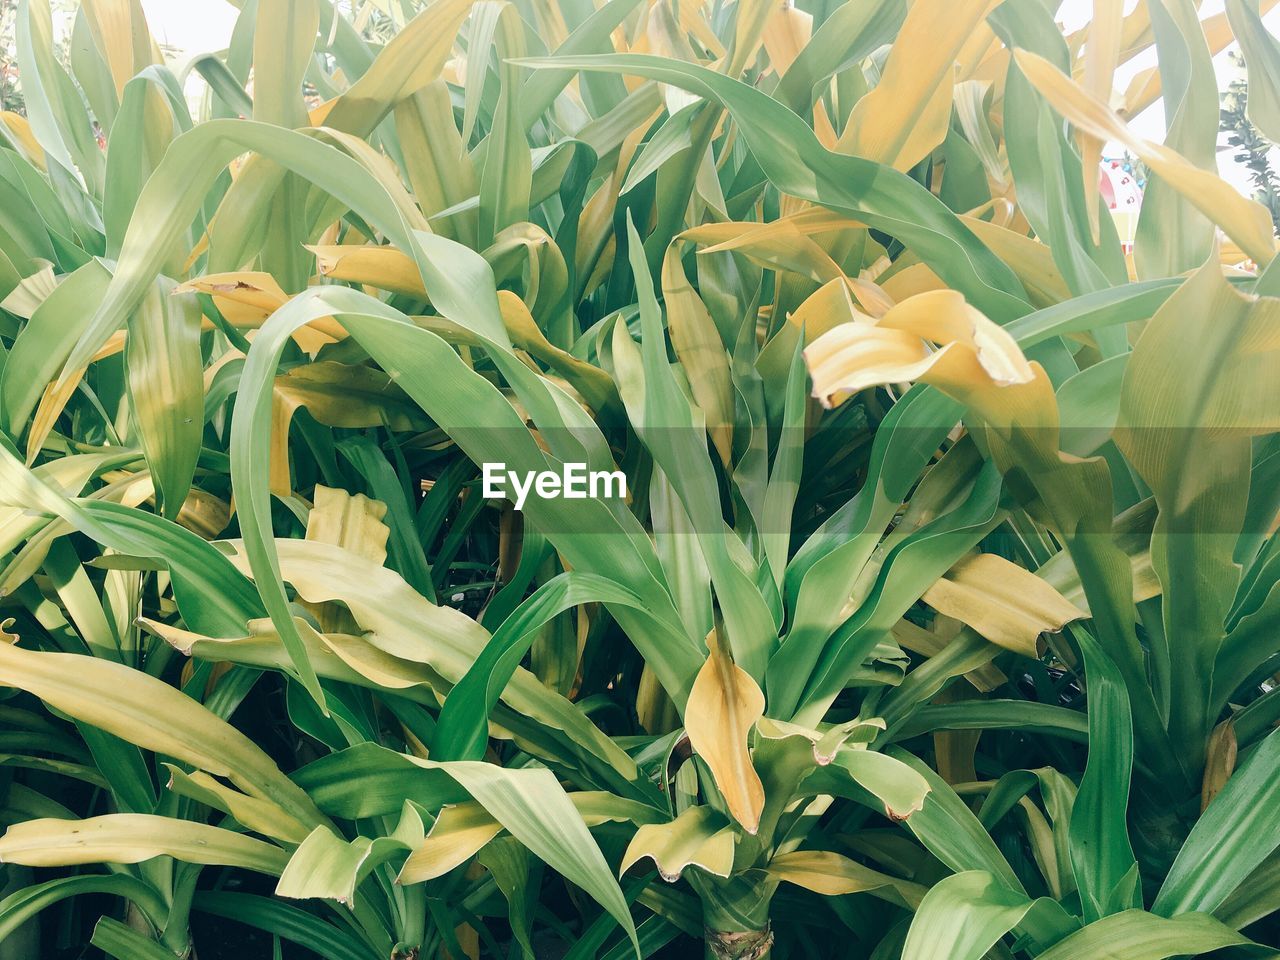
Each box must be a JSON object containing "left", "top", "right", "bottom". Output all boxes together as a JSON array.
[
  {"left": 619, "top": 805, "right": 734, "bottom": 882},
  {"left": 804, "top": 289, "right": 1036, "bottom": 411}
]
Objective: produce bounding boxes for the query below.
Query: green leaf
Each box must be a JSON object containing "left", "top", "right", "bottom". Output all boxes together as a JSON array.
[
  {"left": 0, "top": 875, "right": 167, "bottom": 944},
  {"left": 0, "top": 439, "right": 264, "bottom": 637},
  {"left": 276, "top": 805, "right": 423, "bottom": 906},
  {"left": 1115, "top": 261, "right": 1280, "bottom": 763},
  {"left": 1227, "top": 0, "right": 1280, "bottom": 144},
  {"left": 475, "top": 3, "right": 532, "bottom": 248},
  {"left": 102, "top": 69, "right": 190, "bottom": 261},
  {"left": 1154, "top": 727, "right": 1280, "bottom": 916},
  {"left": 229, "top": 284, "right": 699, "bottom": 713},
  {"left": 0, "top": 641, "right": 324, "bottom": 829},
  {"left": 479, "top": 839, "right": 539, "bottom": 959},
  {"left": 193, "top": 891, "right": 380, "bottom": 960},
  {"left": 252, "top": 0, "right": 318, "bottom": 128},
  {"left": 125, "top": 278, "right": 203, "bottom": 518},
  {"left": 433, "top": 570, "right": 656, "bottom": 761},
  {"left": 2, "top": 258, "right": 111, "bottom": 438},
  {"left": 0, "top": 814, "right": 289, "bottom": 874},
  {"left": 614, "top": 216, "right": 776, "bottom": 678},
  {"left": 17, "top": 0, "right": 106, "bottom": 198},
  {"left": 91, "top": 918, "right": 182, "bottom": 960},
  {"left": 1132, "top": 0, "right": 1218, "bottom": 278},
  {"left": 522, "top": 54, "right": 1031, "bottom": 321},
  {"left": 901, "top": 872, "right": 1035, "bottom": 960},
  {"left": 1067, "top": 626, "right": 1140, "bottom": 922},
  {"left": 416, "top": 758, "right": 640, "bottom": 957},
  {"left": 1032, "top": 910, "right": 1255, "bottom": 960},
  {"left": 887, "top": 748, "right": 1023, "bottom": 891}
]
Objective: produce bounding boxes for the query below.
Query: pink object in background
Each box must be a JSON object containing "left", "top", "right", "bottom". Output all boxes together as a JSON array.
[{"left": 1100, "top": 159, "right": 1143, "bottom": 253}]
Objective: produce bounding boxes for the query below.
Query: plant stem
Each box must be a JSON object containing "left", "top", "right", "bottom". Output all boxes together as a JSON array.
[{"left": 690, "top": 874, "right": 776, "bottom": 960}]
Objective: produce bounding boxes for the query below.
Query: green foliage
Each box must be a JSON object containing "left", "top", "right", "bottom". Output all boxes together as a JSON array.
[
  {"left": 1222, "top": 51, "right": 1280, "bottom": 235},
  {"left": 0, "top": 0, "right": 1277, "bottom": 958}
]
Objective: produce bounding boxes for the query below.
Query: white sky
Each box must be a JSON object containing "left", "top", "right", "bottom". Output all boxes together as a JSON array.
[
  {"left": 137, "top": 0, "right": 237, "bottom": 53},
  {"left": 134, "top": 0, "right": 1278, "bottom": 195}
]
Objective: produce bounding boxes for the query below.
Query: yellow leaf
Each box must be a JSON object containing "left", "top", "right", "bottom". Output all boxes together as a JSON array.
[
  {"left": 27, "top": 375, "right": 83, "bottom": 465},
  {"left": 174, "top": 487, "right": 232, "bottom": 539},
  {"left": 396, "top": 81, "right": 478, "bottom": 241},
  {"left": 495, "top": 291, "right": 618, "bottom": 415},
  {"left": 320, "top": 0, "right": 476, "bottom": 135},
  {"left": 786, "top": 278, "right": 867, "bottom": 343},
  {"left": 1116, "top": 0, "right": 1280, "bottom": 118},
  {"left": 637, "top": 662, "right": 681, "bottom": 734},
  {"left": 268, "top": 361, "right": 430, "bottom": 496},
  {"left": 958, "top": 216, "right": 1072, "bottom": 308},
  {"left": 922, "top": 553, "right": 1084, "bottom": 656},
  {"left": 685, "top": 631, "right": 765, "bottom": 834},
  {"left": 148, "top": 615, "right": 440, "bottom": 697},
  {"left": 1114, "top": 261, "right": 1280, "bottom": 520},
  {"left": 274, "top": 362, "right": 430, "bottom": 433},
  {"left": 399, "top": 792, "right": 654, "bottom": 884},
  {"left": 173, "top": 272, "right": 344, "bottom": 350},
  {"left": 725, "top": 0, "right": 776, "bottom": 77},
  {"left": 766, "top": 850, "right": 927, "bottom": 908},
  {"left": 175, "top": 272, "right": 289, "bottom": 319},
  {"left": 880, "top": 262, "right": 947, "bottom": 303},
  {"left": 0, "top": 112, "right": 45, "bottom": 169},
  {"left": 643, "top": 2, "right": 702, "bottom": 115},
  {"left": 398, "top": 803, "right": 504, "bottom": 884},
  {"left": 763, "top": 3, "right": 812, "bottom": 76},
  {"left": 309, "top": 243, "right": 426, "bottom": 297},
  {"left": 81, "top": 0, "right": 159, "bottom": 98},
  {"left": 803, "top": 288, "right": 1139, "bottom": 711},
  {"left": 215, "top": 540, "right": 639, "bottom": 781},
  {"left": 165, "top": 766, "right": 312, "bottom": 844},
  {"left": 0, "top": 261, "right": 58, "bottom": 319},
  {"left": 1080, "top": 0, "right": 1124, "bottom": 243},
  {"left": 1201, "top": 720, "right": 1237, "bottom": 813},
  {"left": 804, "top": 289, "right": 1037, "bottom": 412},
  {"left": 0, "top": 643, "right": 325, "bottom": 826},
  {"left": 577, "top": 113, "right": 656, "bottom": 294},
  {"left": 685, "top": 219, "right": 845, "bottom": 284},
  {"left": 0, "top": 814, "right": 287, "bottom": 873},
  {"left": 305, "top": 485, "right": 391, "bottom": 567},
  {"left": 892, "top": 617, "right": 1007, "bottom": 693},
  {"left": 619, "top": 805, "right": 735, "bottom": 881},
  {"left": 837, "top": 0, "right": 1000, "bottom": 170},
  {"left": 1036, "top": 500, "right": 1162, "bottom": 613},
  {"left": 956, "top": 22, "right": 1001, "bottom": 81},
  {"left": 672, "top": 0, "right": 725, "bottom": 60},
  {"left": 661, "top": 246, "right": 733, "bottom": 463}
]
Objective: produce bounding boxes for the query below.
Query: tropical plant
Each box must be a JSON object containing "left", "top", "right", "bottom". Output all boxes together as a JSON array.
[
  {"left": 1222, "top": 51, "right": 1280, "bottom": 235},
  {"left": 0, "top": 0, "right": 1278, "bottom": 958}
]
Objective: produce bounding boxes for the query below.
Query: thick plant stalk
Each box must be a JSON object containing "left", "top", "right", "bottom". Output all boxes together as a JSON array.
[
  {"left": 706, "top": 927, "right": 773, "bottom": 960},
  {"left": 692, "top": 874, "right": 777, "bottom": 960}
]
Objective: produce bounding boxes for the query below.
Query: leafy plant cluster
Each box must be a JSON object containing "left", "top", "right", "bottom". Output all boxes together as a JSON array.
[
  {"left": 0, "top": 0, "right": 1278, "bottom": 958},
  {"left": 1221, "top": 51, "right": 1280, "bottom": 235}
]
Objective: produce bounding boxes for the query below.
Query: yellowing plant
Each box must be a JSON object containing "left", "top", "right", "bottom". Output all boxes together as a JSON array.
[{"left": 0, "top": 0, "right": 1278, "bottom": 958}]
